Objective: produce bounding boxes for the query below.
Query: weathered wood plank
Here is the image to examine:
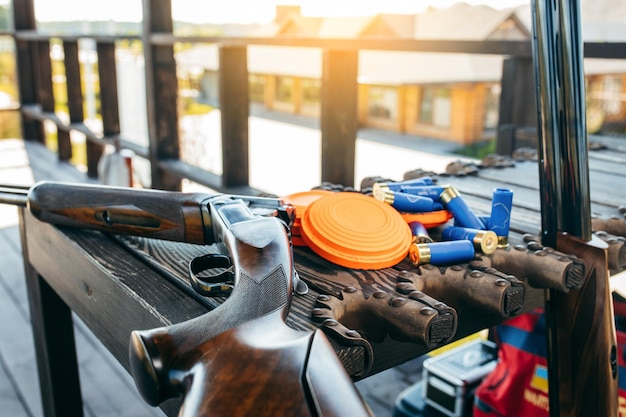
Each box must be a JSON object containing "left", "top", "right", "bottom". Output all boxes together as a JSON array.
[
  {"left": 0, "top": 354, "right": 30, "bottom": 417},
  {"left": 456, "top": 163, "right": 626, "bottom": 211}
]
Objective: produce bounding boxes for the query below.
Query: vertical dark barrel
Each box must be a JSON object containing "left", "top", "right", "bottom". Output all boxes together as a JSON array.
[
  {"left": 531, "top": 2, "right": 617, "bottom": 416},
  {"left": 531, "top": 0, "right": 591, "bottom": 249}
]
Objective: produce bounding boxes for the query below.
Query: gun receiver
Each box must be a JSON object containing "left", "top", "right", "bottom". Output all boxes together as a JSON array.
[{"left": 1, "top": 181, "right": 372, "bottom": 416}]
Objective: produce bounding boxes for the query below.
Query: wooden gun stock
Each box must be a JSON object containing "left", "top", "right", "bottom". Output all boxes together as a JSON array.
[
  {"left": 129, "top": 209, "right": 372, "bottom": 416},
  {"left": 131, "top": 312, "right": 372, "bottom": 416},
  {"left": 548, "top": 234, "right": 618, "bottom": 416}
]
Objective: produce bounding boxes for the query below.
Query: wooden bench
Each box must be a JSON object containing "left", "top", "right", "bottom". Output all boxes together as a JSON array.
[{"left": 17, "top": 137, "right": 626, "bottom": 415}]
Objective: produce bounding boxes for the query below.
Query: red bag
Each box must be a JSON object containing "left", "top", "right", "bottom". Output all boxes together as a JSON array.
[
  {"left": 473, "top": 309, "right": 549, "bottom": 417},
  {"left": 475, "top": 298, "right": 626, "bottom": 417}
]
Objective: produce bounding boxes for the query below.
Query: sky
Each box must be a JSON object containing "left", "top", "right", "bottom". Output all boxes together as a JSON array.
[{"left": 27, "top": 0, "right": 529, "bottom": 24}]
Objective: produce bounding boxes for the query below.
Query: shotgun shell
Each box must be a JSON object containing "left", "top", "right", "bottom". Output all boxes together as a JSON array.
[
  {"left": 456, "top": 215, "right": 491, "bottom": 228},
  {"left": 442, "top": 226, "right": 498, "bottom": 255},
  {"left": 479, "top": 215, "right": 491, "bottom": 229},
  {"left": 373, "top": 183, "right": 443, "bottom": 202},
  {"left": 373, "top": 177, "right": 434, "bottom": 194},
  {"left": 490, "top": 188, "right": 513, "bottom": 247},
  {"left": 399, "top": 184, "right": 446, "bottom": 201},
  {"left": 439, "top": 186, "right": 485, "bottom": 230},
  {"left": 376, "top": 190, "right": 443, "bottom": 212},
  {"left": 409, "top": 221, "right": 433, "bottom": 243},
  {"left": 409, "top": 240, "right": 475, "bottom": 266}
]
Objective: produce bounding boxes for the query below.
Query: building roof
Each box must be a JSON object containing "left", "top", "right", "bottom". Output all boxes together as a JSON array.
[
  {"left": 414, "top": 3, "right": 528, "bottom": 40},
  {"left": 316, "top": 16, "right": 374, "bottom": 38},
  {"left": 364, "top": 14, "right": 417, "bottom": 38}
]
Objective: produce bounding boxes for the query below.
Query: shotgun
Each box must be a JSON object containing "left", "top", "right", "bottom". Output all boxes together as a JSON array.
[
  {"left": 1, "top": 181, "right": 373, "bottom": 416},
  {"left": 531, "top": 0, "right": 618, "bottom": 415}
]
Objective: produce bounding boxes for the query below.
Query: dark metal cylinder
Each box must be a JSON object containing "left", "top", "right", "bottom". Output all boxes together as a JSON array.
[{"left": 532, "top": 0, "right": 591, "bottom": 247}]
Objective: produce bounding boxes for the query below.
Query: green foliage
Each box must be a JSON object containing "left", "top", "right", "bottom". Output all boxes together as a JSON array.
[
  {"left": 453, "top": 139, "right": 497, "bottom": 158},
  {"left": 0, "top": 4, "right": 9, "bottom": 30},
  {"left": 0, "top": 111, "right": 21, "bottom": 139},
  {"left": 184, "top": 101, "right": 214, "bottom": 115}
]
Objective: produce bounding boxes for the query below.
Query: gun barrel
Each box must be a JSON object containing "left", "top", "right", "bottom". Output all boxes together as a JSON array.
[
  {"left": 532, "top": 0, "right": 591, "bottom": 246},
  {"left": 0, "top": 185, "right": 30, "bottom": 207}
]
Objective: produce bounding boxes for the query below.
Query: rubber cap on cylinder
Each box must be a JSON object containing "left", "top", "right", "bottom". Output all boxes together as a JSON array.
[{"left": 300, "top": 192, "right": 412, "bottom": 269}]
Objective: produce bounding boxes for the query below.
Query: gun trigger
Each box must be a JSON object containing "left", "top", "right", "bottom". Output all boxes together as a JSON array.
[
  {"left": 293, "top": 270, "right": 308, "bottom": 295},
  {"left": 188, "top": 254, "right": 234, "bottom": 297}
]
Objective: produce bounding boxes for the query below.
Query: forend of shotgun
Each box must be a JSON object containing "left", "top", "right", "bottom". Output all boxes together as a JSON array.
[{"left": 26, "top": 181, "right": 295, "bottom": 245}]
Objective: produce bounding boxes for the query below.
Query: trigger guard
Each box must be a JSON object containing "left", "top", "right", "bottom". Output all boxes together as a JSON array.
[{"left": 188, "top": 254, "right": 234, "bottom": 297}]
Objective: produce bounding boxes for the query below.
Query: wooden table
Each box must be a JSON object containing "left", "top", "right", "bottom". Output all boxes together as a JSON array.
[{"left": 18, "top": 136, "right": 626, "bottom": 416}]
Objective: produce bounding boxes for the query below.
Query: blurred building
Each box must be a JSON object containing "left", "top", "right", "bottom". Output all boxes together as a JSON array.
[{"left": 176, "top": 2, "right": 626, "bottom": 144}]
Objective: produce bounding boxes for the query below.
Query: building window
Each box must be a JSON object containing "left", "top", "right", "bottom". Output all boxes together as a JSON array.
[
  {"left": 419, "top": 87, "right": 451, "bottom": 128},
  {"left": 602, "top": 75, "right": 623, "bottom": 116},
  {"left": 249, "top": 74, "right": 265, "bottom": 103},
  {"left": 368, "top": 86, "right": 397, "bottom": 120},
  {"left": 301, "top": 78, "right": 320, "bottom": 105},
  {"left": 275, "top": 76, "right": 293, "bottom": 103},
  {"left": 484, "top": 84, "right": 500, "bottom": 130}
]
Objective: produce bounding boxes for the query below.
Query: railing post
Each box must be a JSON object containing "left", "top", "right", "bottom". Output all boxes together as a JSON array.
[
  {"left": 496, "top": 56, "right": 537, "bottom": 155},
  {"left": 320, "top": 49, "right": 358, "bottom": 187},
  {"left": 12, "top": 0, "right": 43, "bottom": 143},
  {"left": 33, "top": 40, "right": 55, "bottom": 114},
  {"left": 60, "top": 40, "right": 83, "bottom": 162},
  {"left": 93, "top": 41, "right": 120, "bottom": 178},
  {"left": 142, "top": 0, "right": 180, "bottom": 190},
  {"left": 219, "top": 45, "right": 249, "bottom": 188}
]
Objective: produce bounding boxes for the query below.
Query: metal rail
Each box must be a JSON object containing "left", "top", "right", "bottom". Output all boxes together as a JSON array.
[{"left": 0, "top": 184, "right": 29, "bottom": 207}]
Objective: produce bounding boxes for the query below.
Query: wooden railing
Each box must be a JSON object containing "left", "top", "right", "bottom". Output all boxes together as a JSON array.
[{"left": 9, "top": 0, "right": 626, "bottom": 194}]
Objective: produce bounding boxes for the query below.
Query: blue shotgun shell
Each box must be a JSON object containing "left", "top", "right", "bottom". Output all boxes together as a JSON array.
[
  {"left": 373, "top": 177, "right": 434, "bottom": 193},
  {"left": 479, "top": 215, "right": 491, "bottom": 229},
  {"left": 409, "top": 221, "right": 433, "bottom": 243},
  {"left": 456, "top": 215, "right": 491, "bottom": 228},
  {"left": 398, "top": 184, "right": 446, "bottom": 201},
  {"left": 439, "top": 186, "right": 485, "bottom": 230},
  {"left": 372, "top": 179, "right": 436, "bottom": 201},
  {"left": 490, "top": 188, "right": 513, "bottom": 247},
  {"left": 442, "top": 226, "right": 498, "bottom": 254},
  {"left": 409, "top": 240, "right": 475, "bottom": 266},
  {"left": 376, "top": 190, "right": 443, "bottom": 212}
]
